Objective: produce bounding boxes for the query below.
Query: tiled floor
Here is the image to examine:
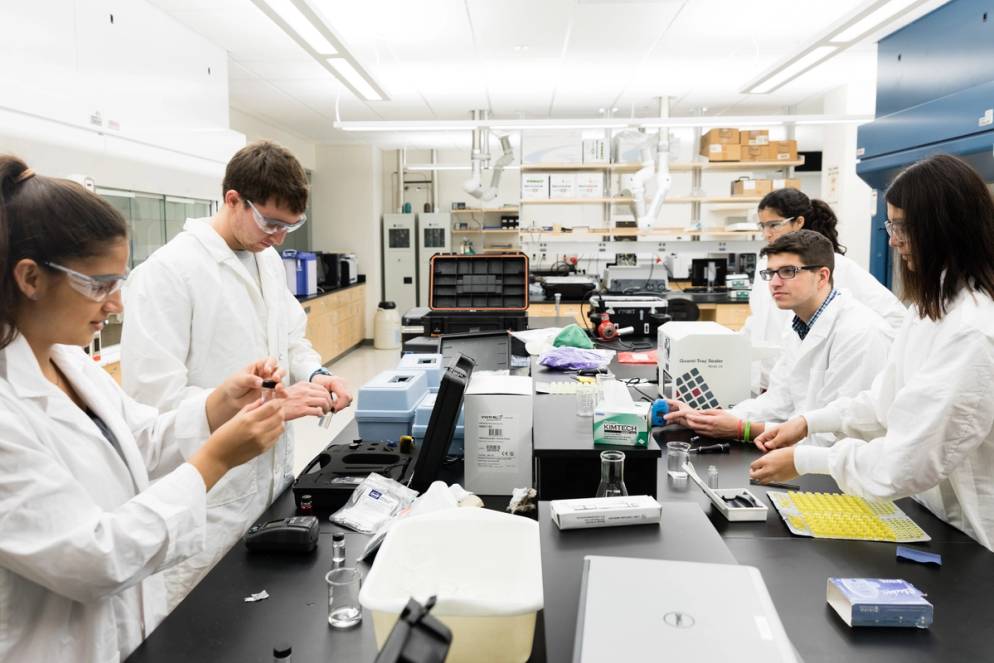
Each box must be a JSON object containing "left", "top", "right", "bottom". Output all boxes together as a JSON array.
[{"left": 290, "top": 345, "right": 401, "bottom": 475}]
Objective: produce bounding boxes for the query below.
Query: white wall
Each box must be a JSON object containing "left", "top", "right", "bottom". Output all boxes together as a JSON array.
[
  {"left": 230, "top": 108, "right": 317, "bottom": 172},
  {"left": 312, "top": 145, "right": 383, "bottom": 336},
  {"left": 820, "top": 81, "right": 877, "bottom": 271},
  {"left": 0, "top": 0, "right": 244, "bottom": 199}
]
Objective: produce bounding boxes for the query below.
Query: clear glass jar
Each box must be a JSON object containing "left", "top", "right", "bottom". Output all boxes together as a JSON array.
[{"left": 595, "top": 450, "right": 629, "bottom": 497}]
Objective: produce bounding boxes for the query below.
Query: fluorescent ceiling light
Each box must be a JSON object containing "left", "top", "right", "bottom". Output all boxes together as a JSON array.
[
  {"left": 261, "top": 0, "right": 337, "bottom": 55},
  {"left": 830, "top": 0, "right": 919, "bottom": 43},
  {"left": 326, "top": 58, "right": 383, "bottom": 101},
  {"left": 747, "top": 46, "right": 837, "bottom": 94}
]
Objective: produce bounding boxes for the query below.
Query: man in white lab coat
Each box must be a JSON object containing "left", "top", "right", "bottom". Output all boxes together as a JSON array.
[
  {"left": 666, "top": 230, "right": 894, "bottom": 446},
  {"left": 121, "top": 141, "right": 353, "bottom": 608},
  {"left": 742, "top": 189, "right": 906, "bottom": 391}
]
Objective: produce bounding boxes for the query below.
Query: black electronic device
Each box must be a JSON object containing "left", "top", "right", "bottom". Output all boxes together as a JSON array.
[
  {"left": 424, "top": 311, "right": 527, "bottom": 336},
  {"left": 293, "top": 355, "right": 475, "bottom": 511},
  {"left": 318, "top": 252, "right": 343, "bottom": 288},
  {"left": 586, "top": 294, "right": 670, "bottom": 339},
  {"left": 244, "top": 516, "right": 319, "bottom": 553},
  {"left": 690, "top": 258, "right": 728, "bottom": 288}
]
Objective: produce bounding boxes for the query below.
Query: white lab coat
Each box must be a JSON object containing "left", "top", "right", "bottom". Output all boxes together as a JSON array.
[
  {"left": 120, "top": 217, "right": 323, "bottom": 607},
  {"left": 732, "top": 291, "right": 894, "bottom": 446},
  {"left": 795, "top": 287, "right": 994, "bottom": 552},
  {"left": 0, "top": 334, "right": 210, "bottom": 662},
  {"left": 743, "top": 252, "right": 907, "bottom": 390}
]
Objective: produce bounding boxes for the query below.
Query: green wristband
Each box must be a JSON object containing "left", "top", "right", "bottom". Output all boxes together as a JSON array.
[{"left": 743, "top": 419, "right": 752, "bottom": 443}]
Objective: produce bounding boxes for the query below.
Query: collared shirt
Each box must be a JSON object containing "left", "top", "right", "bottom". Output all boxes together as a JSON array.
[{"left": 792, "top": 288, "right": 840, "bottom": 340}]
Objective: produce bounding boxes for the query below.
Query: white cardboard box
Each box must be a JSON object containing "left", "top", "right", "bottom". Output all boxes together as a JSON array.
[
  {"left": 464, "top": 375, "right": 534, "bottom": 495},
  {"left": 575, "top": 172, "right": 604, "bottom": 198},
  {"left": 658, "top": 321, "right": 750, "bottom": 408},
  {"left": 550, "top": 495, "right": 662, "bottom": 530},
  {"left": 582, "top": 138, "right": 608, "bottom": 164},
  {"left": 521, "top": 174, "right": 550, "bottom": 200},
  {"left": 549, "top": 173, "right": 577, "bottom": 199}
]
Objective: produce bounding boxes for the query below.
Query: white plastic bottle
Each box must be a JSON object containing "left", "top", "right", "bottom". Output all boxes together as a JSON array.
[{"left": 373, "top": 301, "right": 401, "bottom": 349}]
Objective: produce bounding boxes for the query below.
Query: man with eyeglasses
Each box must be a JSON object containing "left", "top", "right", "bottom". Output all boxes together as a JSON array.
[
  {"left": 666, "top": 230, "right": 894, "bottom": 447},
  {"left": 120, "top": 140, "right": 353, "bottom": 609}
]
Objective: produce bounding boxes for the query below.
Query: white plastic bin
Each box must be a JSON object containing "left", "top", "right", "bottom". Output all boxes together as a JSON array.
[{"left": 359, "top": 508, "right": 543, "bottom": 663}]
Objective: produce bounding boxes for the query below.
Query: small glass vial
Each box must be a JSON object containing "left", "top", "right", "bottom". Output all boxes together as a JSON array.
[
  {"left": 260, "top": 379, "right": 278, "bottom": 403},
  {"left": 706, "top": 465, "right": 719, "bottom": 489},
  {"left": 298, "top": 494, "right": 314, "bottom": 516},
  {"left": 332, "top": 532, "right": 346, "bottom": 568},
  {"left": 273, "top": 642, "right": 292, "bottom": 662},
  {"left": 595, "top": 451, "right": 629, "bottom": 497}
]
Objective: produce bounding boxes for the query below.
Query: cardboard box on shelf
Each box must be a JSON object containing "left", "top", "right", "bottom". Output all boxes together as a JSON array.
[
  {"left": 739, "top": 130, "right": 770, "bottom": 145},
  {"left": 705, "top": 143, "right": 742, "bottom": 162},
  {"left": 582, "top": 139, "right": 609, "bottom": 164},
  {"left": 521, "top": 173, "right": 550, "bottom": 200},
  {"left": 772, "top": 178, "right": 802, "bottom": 191},
  {"left": 770, "top": 140, "right": 799, "bottom": 161},
  {"left": 575, "top": 172, "right": 605, "bottom": 198},
  {"left": 740, "top": 144, "right": 774, "bottom": 162},
  {"left": 731, "top": 178, "right": 773, "bottom": 197},
  {"left": 699, "top": 128, "right": 741, "bottom": 158},
  {"left": 549, "top": 173, "right": 577, "bottom": 199}
]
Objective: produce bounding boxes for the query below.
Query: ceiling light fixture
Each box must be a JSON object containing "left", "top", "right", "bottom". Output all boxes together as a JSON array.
[
  {"left": 257, "top": 0, "right": 337, "bottom": 55},
  {"left": 743, "top": 0, "right": 929, "bottom": 95},
  {"left": 326, "top": 58, "right": 383, "bottom": 102},
  {"left": 251, "top": 0, "right": 389, "bottom": 102},
  {"left": 830, "top": 0, "right": 920, "bottom": 42}
]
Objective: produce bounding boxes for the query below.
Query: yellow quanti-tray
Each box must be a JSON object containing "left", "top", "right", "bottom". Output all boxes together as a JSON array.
[{"left": 768, "top": 491, "right": 931, "bottom": 543}]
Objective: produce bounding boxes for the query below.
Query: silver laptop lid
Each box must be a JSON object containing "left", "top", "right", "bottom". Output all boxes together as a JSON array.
[{"left": 573, "top": 556, "right": 799, "bottom": 663}]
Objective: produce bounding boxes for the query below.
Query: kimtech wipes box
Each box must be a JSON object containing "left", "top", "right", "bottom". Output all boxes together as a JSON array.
[
  {"left": 464, "top": 374, "right": 534, "bottom": 494},
  {"left": 658, "top": 321, "right": 750, "bottom": 409}
]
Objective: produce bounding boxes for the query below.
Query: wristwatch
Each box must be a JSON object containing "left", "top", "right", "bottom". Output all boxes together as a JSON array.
[{"left": 308, "top": 367, "right": 333, "bottom": 382}]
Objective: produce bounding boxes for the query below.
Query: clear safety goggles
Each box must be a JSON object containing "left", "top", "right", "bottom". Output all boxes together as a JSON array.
[
  {"left": 757, "top": 216, "right": 797, "bottom": 232},
  {"left": 247, "top": 200, "right": 307, "bottom": 235},
  {"left": 884, "top": 219, "right": 908, "bottom": 240},
  {"left": 44, "top": 262, "right": 128, "bottom": 302}
]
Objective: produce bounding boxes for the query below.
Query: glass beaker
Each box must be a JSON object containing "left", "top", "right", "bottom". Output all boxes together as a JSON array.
[
  {"left": 595, "top": 450, "right": 629, "bottom": 497},
  {"left": 325, "top": 568, "right": 362, "bottom": 628},
  {"left": 576, "top": 382, "right": 597, "bottom": 417},
  {"left": 666, "top": 441, "right": 691, "bottom": 478}
]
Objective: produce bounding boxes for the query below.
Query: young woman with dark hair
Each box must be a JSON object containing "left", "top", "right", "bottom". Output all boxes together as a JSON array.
[
  {"left": 751, "top": 154, "right": 994, "bottom": 552},
  {"left": 743, "top": 188, "right": 907, "bottom": 390},
  {"left": 0, "top": 155, "right": 288, "bottom": 660}
]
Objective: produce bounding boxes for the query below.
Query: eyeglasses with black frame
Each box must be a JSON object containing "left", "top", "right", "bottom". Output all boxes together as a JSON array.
[{"left": 758, "top": 265, "right": 825, "bottom": 281}]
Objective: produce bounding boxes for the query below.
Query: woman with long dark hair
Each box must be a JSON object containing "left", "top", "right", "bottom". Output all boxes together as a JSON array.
[
  {"left": 0, "top": 155, "right": 287, "bottom": 660},
  {"left": 751, "top": 154, "right": 994, "bottom": 552},
  {"left": 744, "top": 188, "right": 906, "bottom": 389}
]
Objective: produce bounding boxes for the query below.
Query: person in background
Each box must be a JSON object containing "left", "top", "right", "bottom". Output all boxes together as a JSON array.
[
  {"left": 750, "top": 154, "right": 994, "bottom": 552},
  {"left": 120, "top": 141, "right": 353, "bottom": 608},
  {"left": 665, "top": 230, "right": 893, "bottom": 446},
  {"left": 0, "top": 155, "right": 287, "bottom": 661},
  {"left": 742, "top": 188, "right": 906, "bottom": 391}
]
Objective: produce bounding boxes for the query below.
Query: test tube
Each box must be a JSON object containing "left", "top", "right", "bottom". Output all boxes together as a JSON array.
[
  {"left": 706, "top": 465, "right": 719, "bottom": 489},
  {"left": 261, "top": 379, "right": 277, "bottom": 403}
]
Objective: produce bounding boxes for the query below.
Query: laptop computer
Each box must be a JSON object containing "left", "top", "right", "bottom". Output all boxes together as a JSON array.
[{"left": 573, "top": 556, "right": 799, "bottom": 663}]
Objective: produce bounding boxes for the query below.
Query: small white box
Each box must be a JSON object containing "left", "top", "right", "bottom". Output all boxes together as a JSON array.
[
  {"left": 521, "top": 174, "right": 550, "bottom": 200},
  {"left": 658, "top": 321, "right": 750, "bottom": 408},
  {"left": 575, "top": 172, "right": 604, "bottom": 199},
  {"left": 549, "top": 173, "right": 577, "bottom": 199},
  {"left": 464, "top": 375, "right": 534, "bottom": 495},
  {"left": 582, "top": 139, "right": 608, "bottom": 164},
  {"left": 522, "top": 130, "right": 583, "bottom": 164},
  {"left": 550, "top": 495, "right": 662, "bottom": 530}
]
